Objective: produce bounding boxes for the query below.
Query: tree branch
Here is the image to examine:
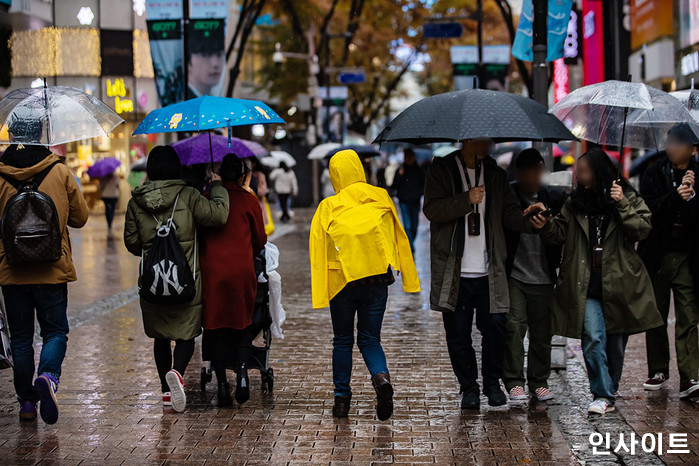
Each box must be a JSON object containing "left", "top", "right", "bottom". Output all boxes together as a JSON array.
[
  {"left": 226, "top": 0, "right": 266, "bottom": 96},
  {"left": 226, "top": 0, "right": 252, "bottom": 61},
  {"left": 280, "top": 0, "right": 308, "bottom": 48},
  {"left": 494, "top": 0, "right": 532, "bottom": 92}
]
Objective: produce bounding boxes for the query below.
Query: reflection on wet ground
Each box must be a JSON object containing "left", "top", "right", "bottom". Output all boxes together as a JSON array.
[{"left": 0, "top": 210, "right": 696, "bottom": 464}]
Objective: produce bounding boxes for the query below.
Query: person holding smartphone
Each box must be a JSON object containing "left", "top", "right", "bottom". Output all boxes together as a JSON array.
[
  {"left": 423, "top": 139, "right": 532, "bottom": 410},
  {"left": 529, "top": 149, "right": 662, "bottom": 415},
  {"left": 503, "top": 149, "right": 567, "bottom": 403}
]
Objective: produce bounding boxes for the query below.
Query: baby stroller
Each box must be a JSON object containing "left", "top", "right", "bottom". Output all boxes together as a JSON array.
[{"left": 200, "top": 251, "right": 275, "bottom": 392}]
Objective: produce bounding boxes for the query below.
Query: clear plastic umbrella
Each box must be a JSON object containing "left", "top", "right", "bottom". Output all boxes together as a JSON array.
[
  {"left": 670, "top": 86, "right": 699, "bottom": 123},
  {"left": 260, "top": 150, "right": 296, "bottom": 168},
  {"left": 551, "top": 80, "right": 699, "bottom": 151},
  {"left": 0, "top": 85, "right": 124, "bottom": 145}
]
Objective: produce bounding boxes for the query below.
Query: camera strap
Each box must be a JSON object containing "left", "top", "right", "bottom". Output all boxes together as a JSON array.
[{"left": 456, "top": 157, "right": 482, "bottom": 214}]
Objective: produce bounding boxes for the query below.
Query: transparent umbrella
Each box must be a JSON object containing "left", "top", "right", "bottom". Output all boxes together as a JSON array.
[
  {"left": 551, "top": 80, "right": 699, "bottom": 151},
  {"left": 670, "top": 86, "right": 699, "bottom": 123},
  {"left": 0, "top": 85, "right": 124, "bottom": 146}
]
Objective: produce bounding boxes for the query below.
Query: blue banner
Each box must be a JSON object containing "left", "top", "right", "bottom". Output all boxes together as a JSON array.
[{"left": 512, "top": 0, "right": 573, "bottom": 62}]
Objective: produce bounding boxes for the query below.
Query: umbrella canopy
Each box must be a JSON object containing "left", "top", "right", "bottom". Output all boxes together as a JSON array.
[
  {"left": 328, "top": 144, "right": 380, "bottom": 158},
  {"left": 629, "top": 150, "right": 663, "bottom": 178},
  {"left": 131, "top": 157, "right": 148, "bottom": 172},
  {"left": 87, "top": 157, "right": 121, "bottom": 179},
  {"left": 132, "top": 96, "right": 285, "bottom": 135},
  {"left": 0, "top": 86, "right": 124, "bottom": 146},
  {"left": 260, "top": 150, "right": 296, "bottom": 168},
  {"left": 240, "top": 139, "right": 268, "bottom": 157},
  {"left": 551, "top": 80, "right": 699, "bottom": 150},
  {"left": 171, "top": 133, "right": 255, "bottom": 166},
  {"left": 308, "top": 142, "right": 341, "bottom": 160},
  {"left": 374, "top": 89, "right": 576, "bottom": 145},
  {"left": 670, "top": 88, "right": 699, "bottom": 122}
]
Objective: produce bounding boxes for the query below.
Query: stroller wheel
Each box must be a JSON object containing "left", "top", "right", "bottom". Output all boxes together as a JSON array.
[{"left": 200, "top": 366, "right": 208, "bottom": 392}]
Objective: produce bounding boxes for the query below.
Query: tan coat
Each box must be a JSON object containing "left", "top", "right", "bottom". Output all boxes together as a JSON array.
[{"left": 0, "top": 150, "right": 89, "bottom": 285}]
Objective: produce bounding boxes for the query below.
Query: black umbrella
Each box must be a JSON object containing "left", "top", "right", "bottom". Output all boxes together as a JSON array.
[
  {"left": 328, "top": 144, "right": 380, "bottom": 158},
  {"left": 628, "top": 150, "right": 662, "bottom": 178},
  {"left": 373, "top": 89, "right": 577, "bottom": 145}
]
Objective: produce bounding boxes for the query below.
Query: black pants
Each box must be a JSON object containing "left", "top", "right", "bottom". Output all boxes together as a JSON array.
[
  {"left": 102, "top": 197, "right": 118, "bottom": 229},
  {"left": 203, "top": 327, "right": 253, "bottom": 383},
  {"left": 442, "top": 276, "right": 506, "bottom": 393},
  {"left": 153, "top": 338, "right": 195, "bottom": 393},
  {"left": 278, "top": 193, "right": 291, "bottom": 222}
]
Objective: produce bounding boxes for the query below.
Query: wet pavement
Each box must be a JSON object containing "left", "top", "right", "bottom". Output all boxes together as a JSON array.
[{"left": 0, "top": 209, "right": 696, "bottom": 465}]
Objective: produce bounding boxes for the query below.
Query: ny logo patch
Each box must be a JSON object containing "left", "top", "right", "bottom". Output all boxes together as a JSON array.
[{"left": 150, "top": 259, "right": 185, "bottom": 296}]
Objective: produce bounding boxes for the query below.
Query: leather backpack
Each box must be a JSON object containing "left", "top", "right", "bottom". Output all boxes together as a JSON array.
[{"left": 0, "top": 161, "right": 62, "bottom": 266}]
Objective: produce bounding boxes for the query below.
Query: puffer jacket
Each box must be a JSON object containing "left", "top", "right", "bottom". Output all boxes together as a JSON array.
[
  {"left": 0, "top": 145, "right": 88, "bottom": 285},
  {"left": 124, "top": 179, "right": 229, "bottom": 340},
  {"left": 309, "top": 150, "right": 419, "bottom": 309}
]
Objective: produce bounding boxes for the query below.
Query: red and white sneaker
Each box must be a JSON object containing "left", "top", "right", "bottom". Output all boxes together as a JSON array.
[
  {"left": 588, "top": 399, "right": 614, "bottom": 415},
  {"left": 162, "top": 392, "right": 172, "bottom": 407},
  {"left": 643, "top": 372, "right": 669, "bottom": 391},
  {"left": 534, "top": 387, "right": 554, "bottom": 401},
  {"left": 509, "top": 386, "right": 527, "bottom": 401},
  {"left": 165, "top": 370, "right": 186, "bottom": 412}
]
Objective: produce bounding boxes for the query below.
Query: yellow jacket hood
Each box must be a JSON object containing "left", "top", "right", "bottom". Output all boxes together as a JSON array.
[
  {"left": 309, "top": 154, "right": 420, "bottom": 309},
  {"left": 329, "top": 150, "right": 366, "bottom": 193}
]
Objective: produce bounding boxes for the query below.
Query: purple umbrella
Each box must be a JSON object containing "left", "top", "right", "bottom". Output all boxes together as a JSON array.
[
  {"left": 171, "top": 133, "right": 256, "bottom": 166},
  {"left": 240, "top": 139, "right": 268, "bottom": 157},
  {"left": 87, "top": 157, "right": 121, "bottom": 178}
]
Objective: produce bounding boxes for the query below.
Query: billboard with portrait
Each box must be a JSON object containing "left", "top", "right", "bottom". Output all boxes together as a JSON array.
[
  {"left": 680, "top": 0, "right": 699, "bottom": 48},
  {"left": 186, "top": 18, "right": 226, "bottom": 98}
]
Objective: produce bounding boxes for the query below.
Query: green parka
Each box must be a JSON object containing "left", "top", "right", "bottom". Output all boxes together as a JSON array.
[
  {"left": 124, "top": 180, "right": 229, "bottom": 340},
  {"left": 540, "top": 192, "right": 663, "bottom": 338}
]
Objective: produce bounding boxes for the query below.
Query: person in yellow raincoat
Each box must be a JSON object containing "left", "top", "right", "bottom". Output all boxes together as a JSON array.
[{"left": 310, "top": 149, "right": 419, "bottom": 421}]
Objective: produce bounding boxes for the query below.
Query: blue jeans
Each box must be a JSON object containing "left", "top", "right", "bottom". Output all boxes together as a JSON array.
[
  {"left": 102, "top": 197, "right": 118, "bottom": 229},
  {"left": 3, "top": 284, "right": 69, "bottom": 403},
  {"left": 329, "top": 283, "right": 389, "bottom": 396},
  {"left": 399, "top": 202, "right": 420, "bottom": 250},
  {"left": 582, "top": 299, "right": 628, "bottom": 404}
]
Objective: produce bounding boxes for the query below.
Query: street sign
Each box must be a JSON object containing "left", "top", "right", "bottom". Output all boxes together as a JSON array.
[
  {"left": 338, "top": 72, "right": 366, "bottom": 84},
  {"left": 424, "top": 22, "right": 463, "bottom": 39}
]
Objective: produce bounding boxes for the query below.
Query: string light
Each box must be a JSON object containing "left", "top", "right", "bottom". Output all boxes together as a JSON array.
[
  {"left": 133, "top": 29, "right": 154, "bottom": 79},
  {"left": 10, "top": 27, "right": 100, "bottom": 77}
]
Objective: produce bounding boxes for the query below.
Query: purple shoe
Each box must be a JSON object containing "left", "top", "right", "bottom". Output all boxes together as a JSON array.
[
  {"left": 34, "top": 374, "right": 59, "bottom": 425},
  {"left": 19, "top": 401, "right": 37, "bottom": 421}
]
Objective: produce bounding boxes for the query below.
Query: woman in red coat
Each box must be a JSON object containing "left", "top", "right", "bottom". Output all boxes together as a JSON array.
[{"left": 201, "top": 154, "right": 267, "bottom": 407}]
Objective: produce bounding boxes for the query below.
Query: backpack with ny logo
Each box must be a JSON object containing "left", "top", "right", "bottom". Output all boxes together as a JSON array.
[{"left": 139, "top": 194, "right": 196, "bottom": 304}]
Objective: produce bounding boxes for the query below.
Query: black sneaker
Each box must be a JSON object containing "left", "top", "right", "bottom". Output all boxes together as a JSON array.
[
  {"left": 679, "top": 380, "right": 699, "bottom": 400},
  {"left": 484, "top": 385, "right": 507, "bottom": 407},
  {"left": 461, "top": 389, "right": 480, "bottom": 410}
]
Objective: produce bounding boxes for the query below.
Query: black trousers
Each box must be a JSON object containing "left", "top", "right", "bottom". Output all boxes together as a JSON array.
[
  {"left": 442, "top": 276, "right": 506, "bottom": 393},
  {"left": 153, "top": 338, "right": 195, "bottom": 393}
]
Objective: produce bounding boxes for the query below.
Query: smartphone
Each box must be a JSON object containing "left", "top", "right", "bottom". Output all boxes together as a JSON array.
[{"left": 526, "top": 208, "right": 553, "bottom": 219}]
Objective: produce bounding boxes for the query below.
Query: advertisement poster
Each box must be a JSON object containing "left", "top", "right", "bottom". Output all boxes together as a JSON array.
[
  {"left": 450, "top": 45, "right": 511, "bottom": 91},
  {"left": 680, "top": 0, "right": 699, "bottom": 48},
  {"left": 146, "top": 19, "right": 185, "bottom": 106},
  {"left": 512, "top": 0, "right": 574, "bottom": 62},
  {"left": 320, "top": 86, "right": 348, "bottom": 143},
  {"left": 186, "top": 18, "right": 226, "bottom": 98}
]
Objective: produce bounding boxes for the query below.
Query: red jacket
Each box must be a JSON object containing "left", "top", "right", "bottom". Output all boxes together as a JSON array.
[{"left": 201, "top": 183, "right": 267, "bottom": 330}]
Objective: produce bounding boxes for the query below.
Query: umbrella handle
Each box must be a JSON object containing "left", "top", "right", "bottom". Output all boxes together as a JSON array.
[{"left": 208, "top": 130, "right": 214, "bottom": 174}]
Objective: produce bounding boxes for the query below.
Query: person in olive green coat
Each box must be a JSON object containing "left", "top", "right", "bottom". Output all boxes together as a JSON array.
[
  {"left": 530, "top": 149, "right": 662, "bottom": 416},
  {"left": 124, "top": 146, "right": 229, "bottom": 412}
]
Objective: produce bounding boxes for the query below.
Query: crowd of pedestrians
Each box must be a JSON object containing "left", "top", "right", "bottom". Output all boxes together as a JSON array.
[{"left": 1, "top": 128, "right": 697, "bottom": 425}]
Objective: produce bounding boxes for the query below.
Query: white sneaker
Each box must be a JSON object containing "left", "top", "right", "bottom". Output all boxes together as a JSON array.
[
  {"left": 509, "top": 386, "right": 527, "bottom": 401},
  {"left": 534, "top": 387, "right": 554, "bottom": 401},
  {"left": 166, "top": 370, "right": 186, "bottom": 413},
  {"left": 643, "top": 372, "right": 669, "bottom": 391},
  {"left": 588, "top": 399, "right": 615, "bottom": 415}
]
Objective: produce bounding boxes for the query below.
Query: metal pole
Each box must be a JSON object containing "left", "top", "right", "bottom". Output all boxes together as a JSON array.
[
  {"left": 183, "top": 0, "right": 190, "bottom": 101},
  {"left": 308, "top": 26, "right": 320, "bottom": 206},
  {"left": 476, "top": 0, "right": 484, "bottom": 89},
  {"left": 532, "top": 0, "right": 551, "bottom": 169},
  {"left": 325, "top": 37, "right": 331, "bottom": 142}
]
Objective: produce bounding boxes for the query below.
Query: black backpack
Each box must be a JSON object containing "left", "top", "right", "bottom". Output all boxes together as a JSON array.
[
  {"left": 0, "top": 161, "right": 62, "bottom": 266},
  {"left": 139, "top": 194, "right": 196, "bottom": 304}
]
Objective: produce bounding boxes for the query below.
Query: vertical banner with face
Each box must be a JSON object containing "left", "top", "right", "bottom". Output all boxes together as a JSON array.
[
  {"left": 320, "top": 86, "right": 349, "bottom": 143},
  {"left": 146, "top": 1, "right": 185, "bottom": 107},
  {"left": 187, "top": 1, "right": 229, "bottom": 98}
]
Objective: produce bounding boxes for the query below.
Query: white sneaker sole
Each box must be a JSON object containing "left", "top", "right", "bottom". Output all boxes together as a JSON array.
[
  {"left": 588, "top": 405, "right": 615, "bottom": 415},
  {"left": 509, "top": 394, "right": 528, "bottom": 401},
  {"left": 166, "top": 372, "right": 186, "bottom": 413},
  {"left": 643, "top": 380, "right": 668, "bottom": 391},
  {"left": 536, "top": 394, "right": 554, "bottom": 401},
  {"left": 679, "top": 384, "right": 699, "bottom": 400}
]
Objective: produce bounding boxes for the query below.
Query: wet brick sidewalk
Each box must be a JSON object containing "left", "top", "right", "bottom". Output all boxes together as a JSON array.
[{"left": 0, "top": 209, "right": 696, "bottom": 465}]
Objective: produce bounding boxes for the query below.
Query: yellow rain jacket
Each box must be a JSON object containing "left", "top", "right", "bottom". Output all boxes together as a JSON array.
[{"left": 310, "top": 150, "right": 420, "bottom": 309}]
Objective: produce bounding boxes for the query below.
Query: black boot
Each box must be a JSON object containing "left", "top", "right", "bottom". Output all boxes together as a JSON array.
[
  {"left": 235, "top": 365, "right": 250, "bottom": 405},
  {"left": 372, "top": 372, "right": 394, "bottom": 421},
  {"left": 332, "top": 395, "right": 351, "bottom": 418},
  {"left": 217, "top": 380, "right": 233, "bottom": 407},
  {"left": 484, "top": 383, "right": 507, "bottom": 407}
]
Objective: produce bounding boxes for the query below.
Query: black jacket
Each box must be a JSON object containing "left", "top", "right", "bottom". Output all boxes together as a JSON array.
[
  {"left": 505, "top": 183, "right": 568, "bottom": 282},
  {"left": 638, "top": 155, "right": 699, "bottom": 290},
  {"left": 392, "top": 163, "right": 425, "bottom": 205}
]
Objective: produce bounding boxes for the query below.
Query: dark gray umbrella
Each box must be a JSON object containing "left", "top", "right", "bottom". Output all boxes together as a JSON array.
[{"left": 373, "top": 89, "right": 576, "bottom": 145}]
